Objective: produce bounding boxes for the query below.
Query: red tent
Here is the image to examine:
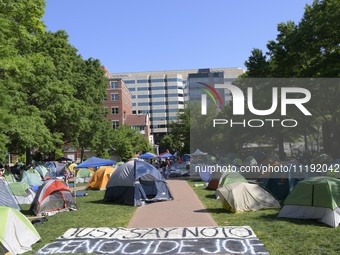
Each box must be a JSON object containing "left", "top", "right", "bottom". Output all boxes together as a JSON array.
[{"left": 30, "top": 180, "right": 77, "bottom": 216}]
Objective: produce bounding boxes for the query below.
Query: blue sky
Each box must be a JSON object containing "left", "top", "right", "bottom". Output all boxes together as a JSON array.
[{"left": 43, "top": 0, "right": 313, "bottom": 73}]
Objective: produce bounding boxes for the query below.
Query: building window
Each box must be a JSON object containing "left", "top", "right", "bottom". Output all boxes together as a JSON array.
[
  {"left": 124, "top": 80, "right": 135, "bottom": 84},
  {"left": 112, "top": 121, "right": 119, "bottom": 129},
  {"left": 112, "top": 107, "right": 119, "bottom": 115},
  {"left": 110, "top": 81, "right": 118, "bottom": 88},
  {"left": 111, "top": 93, "right": 119, "bottom": 101}
]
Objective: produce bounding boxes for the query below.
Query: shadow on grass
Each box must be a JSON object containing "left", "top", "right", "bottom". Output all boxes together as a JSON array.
[
  {"left": 83, "top": 199, "right": 107, "bottom": 205},
  {"left": 20, "top": 208, "right": 34, "bottom": 216},
  {"left": 260, "top": 212, "right": 330, "bottom": 227},
  {"left": 197, "top": 208, "right": 228, "bottom": 214},
  {"left": 275, "top": 216, "right": 330, "bottom": 227},
  {"left": 205, "top": 194, "right": 217, "bottom": 199}
]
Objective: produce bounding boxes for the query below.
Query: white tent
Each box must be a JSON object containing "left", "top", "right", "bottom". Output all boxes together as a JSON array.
[
  {"left": 191, "top": 149, "right": 208, "bottom": 156},
  {"left": 216, "top": 182, "right": 280, "bottom": 213},
  {"left": 0, "top": 206, "right": 41, "bottom": 254}
]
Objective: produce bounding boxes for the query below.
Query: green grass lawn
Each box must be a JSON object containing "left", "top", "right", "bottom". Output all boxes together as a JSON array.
[
  {"left": 22, "top": 189, "right": 136, "bottom": 255},
  {"left": 189, "top": 181, "right": 340, "bottom": 255}
]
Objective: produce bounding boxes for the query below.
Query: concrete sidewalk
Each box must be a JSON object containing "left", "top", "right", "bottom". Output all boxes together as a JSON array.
[{"left": 128, "top": 179, "right": 217, "bottom": 228}]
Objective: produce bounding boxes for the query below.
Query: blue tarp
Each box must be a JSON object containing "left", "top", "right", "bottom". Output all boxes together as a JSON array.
[
  {"left": 74, "top": 157, "right": 115, "bottom": 169},
  {"left": 159, "top": 153, "right": 173, "bottom": 158},
  {"left": 139, "top": 153, "right": 157, "bottom": 159}
]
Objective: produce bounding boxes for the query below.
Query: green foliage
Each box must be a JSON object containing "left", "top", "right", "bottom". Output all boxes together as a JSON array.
[
  {"left": 243, "top": 0, "right": 340, "bottom": 158},
  {"left": 0, "top": 0, "right": 114, "bottom": 163},
  {"left": 111, "top": 125, "right": 152, "bottom": 161},
  {"left": 161, "top": 108, "right": 190, "bottom": 154}
]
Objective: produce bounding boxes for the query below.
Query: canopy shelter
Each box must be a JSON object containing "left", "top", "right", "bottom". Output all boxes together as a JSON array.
[
  {"left": 158, "top": 152, "right": 173, "bottom": 159},
  {"left": 191, "top": 149, "right": 208, "bottom": 156},
  {"left": 139, "top": 152, "right": 158, "bottom": 159},
  {"left": 74, "top": 157, "right": 115, "bottom": 169}
]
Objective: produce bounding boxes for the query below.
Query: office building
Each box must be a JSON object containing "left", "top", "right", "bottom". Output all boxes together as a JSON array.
[{"left": 111, "top": 68, "right": 245, "bottom": 143}]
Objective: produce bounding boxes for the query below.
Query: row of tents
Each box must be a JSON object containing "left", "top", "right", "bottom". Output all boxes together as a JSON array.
[
  {"left": 0, "top": 157, "right": 174, "bottom": 254},
  {"left": 0, "top": 178, "right": 77, "bottom": 216},
  {"left": 201, "top": 169, "right": 340, "bottom": 227},
  {"left": 1, "top": 158, "right": 173, "bottom": 213}
]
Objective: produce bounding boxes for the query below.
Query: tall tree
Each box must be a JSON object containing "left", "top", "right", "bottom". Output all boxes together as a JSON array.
[{"left": 243, "top": 0, "right": 340, "bottom": 158}]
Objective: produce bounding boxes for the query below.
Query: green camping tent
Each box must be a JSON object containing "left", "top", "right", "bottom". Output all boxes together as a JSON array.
[
  {"left": 278, "top": 176, "right": 340, "bottom": 227},
  {"left": 9, "top": 182, "right": 35, "bottom": 205},
  {"left": 206, "top": 171, "right": 247, "bottom": 190},
  {"left": 0, "top": 206, "right": 41, "bottom": 254},
  {"left": 218, "top": 172, "right": 247, "bottom": 188},
  {"left": 75, "top": 168, "right": 93, "bottom": 183},
  {"left": 20, "top": 171, "right": 43, "bottom": 187}
]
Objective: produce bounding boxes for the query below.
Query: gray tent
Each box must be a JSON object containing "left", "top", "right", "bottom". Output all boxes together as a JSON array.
[
  {"left": 104, "top": 160, "right": 173, "bottom": 206},
  {"left": 0, "top": 179, "right": 20, "bottom": 210}
]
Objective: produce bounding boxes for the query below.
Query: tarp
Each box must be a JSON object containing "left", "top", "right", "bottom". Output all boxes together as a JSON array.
[
  {"left": 278, "top": 176, "right": 340, "bottom": 227},
  {"left": 87, "top": 166, "right": 115, "bottom": 190},
  {"left": 216, "top": 182, "right": 280, "bottom": 213},
  {"left": 139, "top": 152, "right": 157, "bottom": 159},
  {"left": 158, "top": 153, "right": 173, "bottom": 159},
  {"left": 74, "top": 157, "right": 115, "bottom": 169},
  {"left": 0, "top": 206, "right": 41, "bottom": 254},
  {"left": 105, "top": 160, "right": 173, "bottom": 206}
]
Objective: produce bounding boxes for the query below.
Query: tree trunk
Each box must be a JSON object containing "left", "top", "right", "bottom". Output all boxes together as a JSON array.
[
  {"left": 80, "top": 147, "right": 85, "bottom": 162},
  {"left": 25, "top": 147, "right": 32, "bottom": 166}
]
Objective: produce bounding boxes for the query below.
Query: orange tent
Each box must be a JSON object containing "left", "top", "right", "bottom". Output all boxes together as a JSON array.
[{"left": 86, "top": 166, "right": 115, "bottom": 190}]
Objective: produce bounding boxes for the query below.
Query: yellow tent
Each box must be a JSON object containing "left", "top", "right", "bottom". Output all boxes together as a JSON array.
[
  {"left": 68, "top": 163, "right": 77, "bottom": 174},
  {"left": 86, "top": 166, "right": 115, "bottom": 190}
]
